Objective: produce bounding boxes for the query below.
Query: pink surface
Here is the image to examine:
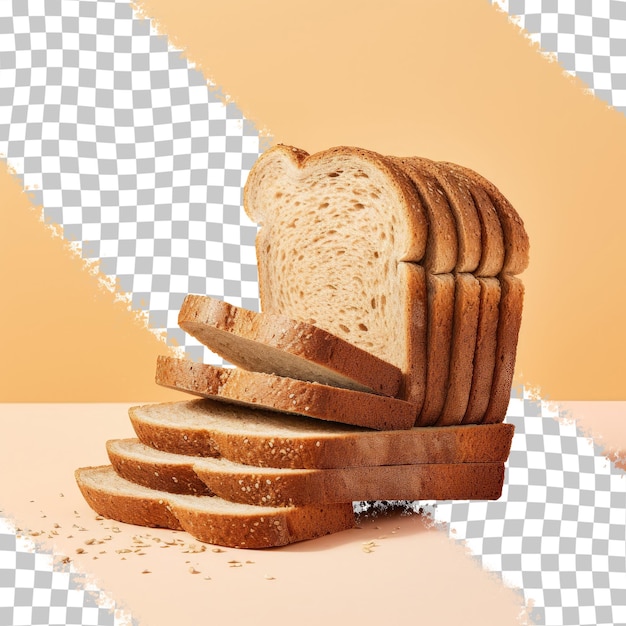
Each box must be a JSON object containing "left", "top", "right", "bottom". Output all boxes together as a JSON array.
[{"left": 0, "top": 403, "right": 530, "bottom": 625}]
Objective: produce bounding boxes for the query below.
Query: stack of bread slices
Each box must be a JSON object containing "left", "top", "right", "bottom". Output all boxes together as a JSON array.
[{"left": 76, "top": 145, "right": 527, "bottom": 549}]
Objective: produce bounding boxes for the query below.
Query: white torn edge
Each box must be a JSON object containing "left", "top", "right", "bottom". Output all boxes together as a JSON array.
[{"left": 0, "top": 515, "right": 135, "bottom": 626}]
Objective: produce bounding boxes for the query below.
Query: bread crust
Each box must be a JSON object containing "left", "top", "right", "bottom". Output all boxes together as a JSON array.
[
  {"left": 128, "top": 400, "right": 515, "bottom": 469},
  {"left": 437, "top": 273, "right": 481, "bottom": 426},
  {"left": 106, "top": 442, "right": 506, "bottom": 506},
  {"left": 410, "top": 157, "right": 482, "bottom": 272},
  {"left": 441, "top": 161, "right": 530, "bottom": 274},
  {"left": 75, "top": 466, "right": 354, "bottom": 549},
  {"left": 155, "top": 356, "right": 416, "bottom": 431},
  {"left": 417, "top": 274, "right": 455, "bottom": 426},
  {"left": 443, "top": 165, "right": 505, "bottom": 277},
  {"left": 391, "top": 157, "right": 458, "bottom": 273},
  {"left": 178, "top": 294, "right": 402, "bottom": 397},
  {"left": 462, "top": 277, "right": 501, "bottom": 424},
  {"left": 483, "top": 274, "right": 525, "bottom": 423}
]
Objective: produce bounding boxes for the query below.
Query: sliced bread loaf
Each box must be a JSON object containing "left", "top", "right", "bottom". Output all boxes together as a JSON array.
[
  {"left": 155, "top": 356, "right": 416, "bottom": 431},
  {"left": 106, "top": 439, "right": 505, "bottom": 506},
  {"left": 177, "top": 294, "right": 402, "bottom": 397},
  {"left": 243, "top": 145, "right": 429, "bottom": 418},
  {"left": 128, "top": 400, "right": 515, "bottom": 469},
  {"left": 75, "top": 466, "right": 355, "bottom": 549}
]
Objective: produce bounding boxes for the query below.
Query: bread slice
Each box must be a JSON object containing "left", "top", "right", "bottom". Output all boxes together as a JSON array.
[
  {"left": 107, "top": 438, "right": 213, "bottom": 496},
  {"left": 436, "top": 273, "right": 481, "bottom": 426},
  {"left": 409, "top": 157, "right": 482, "bottom": 273},
  {"left": 177, "top": 294, "right": 402, "bottom": 397},
  {"left": 444, "top": 166, "right": 505, "bottom": 277},
  {"left": 483, "top": 274, "right": 525, "bottom": 423},
  {"left": 75, "top": 466, "right": 355, "bottom": 549},
  {"left": 155, "top": 356, "right": 416, "bottom": 431},
  {"left": 463, "top": 277, "right": 501, "bottom": 424},
  {"left": 128, "top": 400, "right": 515, "bottom": 469},
  {"left": 390, "top": 157, "right": 458, "bottom": 273},
  {"left": 417, "top": 274, "right": 455, "bottom": 426},
  {"left": 441, "top": 161, "right": 530, "bottom": 275},
  {"left": 243, "top": 145, "right": 429, "bottom": 413},
  {"left": 106, "top": 439, "right": 505, "bottom": 505}
]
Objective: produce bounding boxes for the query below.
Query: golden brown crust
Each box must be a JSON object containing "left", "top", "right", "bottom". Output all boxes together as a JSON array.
[
  {"left": 128, "top": 400, "right": 515, "bottom": 469},
  {"left": 437, "top": 273, "right": 481, "bottom": 426},
  {"left": 75, "top": 466, "right": 354, "bottom": 549},
  {"left": 462, "top": 278, "right": 501, "bottom": 424},
  {"left": 155, "top": 356, "right": 416, "bottom": 431},
  {"left": 106, "top": 440, "right": 213, "bottom": 496},
  {"left": 443, "top": 165, "right": 505, "bottom": 277},
  {"left": 75, "top": 467, "right": 184, "bottom": 530},
  {"left": 178, "top": 294, "right": 402, "bottom": 397},
  {"left": 483, "top": 274, "right": 525, "bottom": 423},
  {"left": 410, "top": 157, "right": 482, "bottom": 273},
  {"left": 441, "top": 161, "right": 530, "bottom": 275},
  {"left": 391, "top": 157, "right": 458, "bottom": 273},
  {"left": 417, "top": 274, "right": 455, "bottom": 426}
]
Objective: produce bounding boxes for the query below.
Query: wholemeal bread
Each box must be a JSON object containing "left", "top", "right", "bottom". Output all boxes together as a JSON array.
[
  {"left": 390, "top": 157, "right": 458, "bottom": 273},
  {"left": 445, "top": 167, "right": 505, "bottom": 277},
  {"left": 441, "top": 161, "right": 529, "bottom": 275},
  {"left": 483, "top": 274, "right": 525, "bottom": 423},
  {"left": 417, "top": 274, "right": 455, "bottom": 425},
  {"left": 155, "top": 355, "right": 416, "bottom": 431},
  {"left": 177, "top": 294, "right": 402, "bottom": 397},
  {"left": 244, "top": 145, "right": 528, "bottom": 426},
  {"left": 436, "top": 273, "right": 481, "bottom": 426},
  {"left": 463, "top": 277, "right": 501, "bottom": 424},
  {"left": 128, "top": 400, "right": 515, "bottom": 469},
  {"left": 106, "top": 438, "right": 506, "bottom": 505},
  {"left": 75, "top": 466, "right": 355, "bottom": 549},
  {"left": 243, "top": 145, "right": 430, "bottom": 420},
  {"left": 409, "top": 158, "right": 482, "bottom": 273}
]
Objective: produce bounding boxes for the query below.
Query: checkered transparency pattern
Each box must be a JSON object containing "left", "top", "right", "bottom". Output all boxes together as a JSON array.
[
  {"left": 0, "top": 519, "right": 131, "bottom": 626},
  {"left": 492, "top": 0, "right": 626, "bottom": 114},
  {"left": 0, "top": 0, "right": 265, "bottom": 365}
]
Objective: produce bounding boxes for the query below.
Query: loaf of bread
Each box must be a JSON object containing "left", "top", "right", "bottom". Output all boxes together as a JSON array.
[{"left": 244, "top": 144, "right": 529, "bottom": 425}]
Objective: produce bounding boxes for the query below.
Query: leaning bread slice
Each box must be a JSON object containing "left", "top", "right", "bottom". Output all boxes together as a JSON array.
[
  {"left": 177, "top": 294, "right": 402, "bottom": 397},
  {"left": 155, "top": 356, "right": 415, "bottom": 431},
  {"left": 107, "top": 439, "right": 506, "bottom": 506},
  {"left": 128, "top": 400, "right": 515, "bottom": 469},
  {"left": 75, "top": 466, "right": 354, "bottom": 549},
  {"left": 243, "top": 144, "right": 429, "bottom": 416}
]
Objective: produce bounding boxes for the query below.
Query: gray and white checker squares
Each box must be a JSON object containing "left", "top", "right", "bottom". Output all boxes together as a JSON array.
[
  {"left": 0, "top": 0, "right": 265, "bottom": 364},
  {"left": 1, "top": 1, "right": 626, "bottom": 625}
]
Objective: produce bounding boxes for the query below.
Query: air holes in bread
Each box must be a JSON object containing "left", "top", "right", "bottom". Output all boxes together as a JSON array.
[
  {"left": 358, "top": 323, "right": 369, "bottom": 332},
  {"left": 339, "top": 324, "right": 350, "bottom": 334}
]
